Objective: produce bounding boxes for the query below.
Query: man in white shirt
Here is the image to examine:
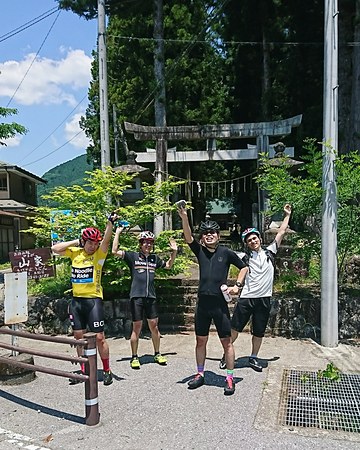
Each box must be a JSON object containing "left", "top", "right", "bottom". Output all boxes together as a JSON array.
[{"left": 219, "top": 204, "right": 292, "bottom": 372}]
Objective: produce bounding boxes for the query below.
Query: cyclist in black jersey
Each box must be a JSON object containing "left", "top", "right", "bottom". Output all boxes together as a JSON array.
[
  {"left": 178, "top": 205, "right": 247, "bottom": 395},
  {"left": 112, "top": 226, "right": 177, "bottom": 369}
]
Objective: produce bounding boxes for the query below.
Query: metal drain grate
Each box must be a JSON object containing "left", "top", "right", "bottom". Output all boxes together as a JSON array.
[{"left": 278, "top": 369, "right": 360, "bottom": 434}]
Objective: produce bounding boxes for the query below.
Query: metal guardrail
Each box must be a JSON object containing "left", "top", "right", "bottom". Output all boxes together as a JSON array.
[{"left": 0, "top": 327, "right": 100, "bottom": 426}]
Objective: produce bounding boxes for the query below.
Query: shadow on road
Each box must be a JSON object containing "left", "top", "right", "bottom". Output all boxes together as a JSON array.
[{"left": 0, "top": 389, "right": 85, "bottom": 424}]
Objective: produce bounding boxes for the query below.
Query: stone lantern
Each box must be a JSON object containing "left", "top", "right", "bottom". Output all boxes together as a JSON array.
[
  {"left": 113, "top": 151, "right": 153, "bottom": 205},
  {"left": 263, "top": 142, "right": 300, "bottom": 258}
]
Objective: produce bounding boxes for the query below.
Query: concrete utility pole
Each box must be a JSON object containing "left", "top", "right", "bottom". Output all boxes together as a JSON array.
[
  {"left": 98, "top": 0, "right": 111, "bottom": 170},
  {"left": 321, "top": 0, "right": 339, "bottom": 347}
]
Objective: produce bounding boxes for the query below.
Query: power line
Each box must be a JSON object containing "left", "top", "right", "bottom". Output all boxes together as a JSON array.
[
  {"left": 22, "top": 131, "right": 83, "bottom": 168},
  {"left": 0, "top": 7, "right": 59, "bottom": 43},
  {"left": 2, "top": 6, "right": 88, "bottom": 170},
  {"left": 6, "top": 10, "right": 61, "bottom": 108},
  {"left": 16, "top": 94, "right": 88, "bottom": 165},
  {"left": 132, "top": 0, "right": 231, "bottom": 122},
  {"left": 111, "top": 34, "right": 325, "bottom": 47}
]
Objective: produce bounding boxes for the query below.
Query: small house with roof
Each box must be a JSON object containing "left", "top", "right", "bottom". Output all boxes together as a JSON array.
[{"left": 0, "top": 161, "right": 46, "bottom": 261}]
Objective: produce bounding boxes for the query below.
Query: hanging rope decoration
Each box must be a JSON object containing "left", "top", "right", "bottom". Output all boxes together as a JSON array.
[{"left": 161, "top": 170, "right": 257, "bottom": 198}]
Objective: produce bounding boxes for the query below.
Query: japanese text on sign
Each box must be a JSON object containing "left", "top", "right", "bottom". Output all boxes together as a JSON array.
[{"left": 9, "top": 248, "right": 54, "bottom": 280}]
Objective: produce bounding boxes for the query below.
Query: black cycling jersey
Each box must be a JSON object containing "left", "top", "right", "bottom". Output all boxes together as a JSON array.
[
  {"left": 188, "top": 240, "right": 246, "bottom": 296},
  {"left": 123, "top": 251, "right": 166, "bottom": 299}
]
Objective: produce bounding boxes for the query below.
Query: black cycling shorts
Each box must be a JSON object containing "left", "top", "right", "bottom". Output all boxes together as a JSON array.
[
  {"left": 231, "top": 297, "right": 271, "bottom": 338},
  {"left": 69, "top": 297, "right": 105, "bottom": 333},
  {"left": 131, "top": 297, "right": 159, "bottom": 322},
  {"left": 195, "top": 295, "right": 231, "bottom": 339}
]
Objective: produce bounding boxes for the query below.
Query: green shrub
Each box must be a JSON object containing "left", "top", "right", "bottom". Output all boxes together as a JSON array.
[{"left": 28, "top": 262, "right": 71, "bottom": 297}]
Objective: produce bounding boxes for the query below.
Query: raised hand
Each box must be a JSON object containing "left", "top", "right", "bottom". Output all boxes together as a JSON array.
[
  {"left": 284, "top": 204, "right": 292, "bottom": 216},
  {"left": 169, "top": 238, "right": 178, "bottom": 252}
]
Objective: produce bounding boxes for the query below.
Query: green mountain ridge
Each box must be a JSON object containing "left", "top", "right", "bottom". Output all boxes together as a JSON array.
[{"left": 37, "top": 154, "right": 93, "bottom": 205}]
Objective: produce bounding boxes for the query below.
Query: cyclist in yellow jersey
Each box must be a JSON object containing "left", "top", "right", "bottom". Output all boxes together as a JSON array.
[{"left": 51, "top": 213, "right": 117, "bottom": 386}]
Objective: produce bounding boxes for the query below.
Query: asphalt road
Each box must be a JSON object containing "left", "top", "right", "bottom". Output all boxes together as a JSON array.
[{"left": 1, "top": 331, "right": 360, "bottom": 449}]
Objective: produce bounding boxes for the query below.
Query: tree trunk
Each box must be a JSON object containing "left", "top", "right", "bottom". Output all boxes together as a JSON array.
[
  {"left": 348, "top": 1, "right": 360, "bottom": 152},
  {"left": 153, "top": 0, "right": 166, "bottom": 127},
  {"left": 260, "top": 0, "right": 270, "bottom": 120},
  {"left": 153, "top": 0, "right": 169, "bottom": 232},
  {"left": 338, "top": 0, "right": 355, "bottom": 153}
]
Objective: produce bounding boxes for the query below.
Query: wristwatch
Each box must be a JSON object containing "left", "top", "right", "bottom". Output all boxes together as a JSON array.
[{"left": 235, "top": 281, "right": 244, "bottom": 288}]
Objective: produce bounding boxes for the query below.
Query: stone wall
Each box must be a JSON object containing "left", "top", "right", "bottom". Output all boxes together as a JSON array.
[{"left": 1, "top": 279, "right": 359, "bottom": 343}]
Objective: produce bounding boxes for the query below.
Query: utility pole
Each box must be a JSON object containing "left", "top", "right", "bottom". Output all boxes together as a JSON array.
[
  {"left": 321, "top": 0, "right": 339, "bottom": 347},
  {"left": 153, "top": 0, "right": 167, "bottom": 235},
  {"left": 97, "top": 0, "right": 111, "bottom": 170}
]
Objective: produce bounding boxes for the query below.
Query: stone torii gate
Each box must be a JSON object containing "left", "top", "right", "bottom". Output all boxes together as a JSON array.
[{"left": 124, "top": 115, "right": 302, "bottom": 233}]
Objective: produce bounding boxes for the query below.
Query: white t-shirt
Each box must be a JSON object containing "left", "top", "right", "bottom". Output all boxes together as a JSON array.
[{"left": 237, "top": 241, "right": 278, "bottom": 298}]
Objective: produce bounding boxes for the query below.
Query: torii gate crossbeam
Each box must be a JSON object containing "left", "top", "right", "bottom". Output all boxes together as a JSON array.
[
  {"left": 124, "top": 115, "right": 302, "bottom": 141},
  {"left": 123, "top": 115, "right": 302, "bottom": 233}
]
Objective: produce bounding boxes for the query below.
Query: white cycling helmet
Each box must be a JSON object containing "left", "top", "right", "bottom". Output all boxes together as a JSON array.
[{"left": 138, "top": 231, "right": 155, "bottom": 241}]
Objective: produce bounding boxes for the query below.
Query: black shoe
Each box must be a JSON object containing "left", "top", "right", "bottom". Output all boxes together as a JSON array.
[
  {"left": 69, "top": 377, "right": 83, "bottom": 385},
  {"left": 224, "top": 377, "right": 235, "bottom": 396},
  {"left": 248, "top": 357, "right": 263, "bottom": 372},
  {"left": 188, "top": 374, "right": 205, "bottom": 389},
  {"left": 69, "top": 370, "right": 84, "bottom": 385},
  {"left": 219, "top": 354, "right": 226, "bottom": 370},
  {"left": 103, "top": 370, "right": 113, "bottom": 386}
]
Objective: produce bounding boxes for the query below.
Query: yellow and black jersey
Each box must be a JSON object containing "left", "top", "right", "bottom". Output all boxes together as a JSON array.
[{"left": 64, "top": 247, "right": 107, "bottom": 299}]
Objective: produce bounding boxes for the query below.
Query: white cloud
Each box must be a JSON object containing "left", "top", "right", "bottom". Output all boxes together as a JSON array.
[
  {"left": 0, "top": 49, "right": 92, "bottom": 106},
  {"left": 64, "top": 112, "right": 92, "bottom": 149},
  {"left": 1, "top": 135, "right": 23, "bottom": 147}
]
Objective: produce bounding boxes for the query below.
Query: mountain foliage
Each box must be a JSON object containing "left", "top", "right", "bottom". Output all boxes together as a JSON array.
[{"left": 37, "top": 154, "right": 93, "bottom": 206}]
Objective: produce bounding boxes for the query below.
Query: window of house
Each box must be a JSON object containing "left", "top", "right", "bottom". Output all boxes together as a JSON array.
[
  {"left": 22, "top": 179, "right": 33, "bottom": 197},
  {"left": 0, "top": 226, "right": 14, "bottom": 261},
  {"left": 0, "top": 174, "right": 8, "bottom": 191}
]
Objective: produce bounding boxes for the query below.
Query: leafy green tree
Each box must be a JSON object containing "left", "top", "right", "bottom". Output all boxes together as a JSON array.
[
  {"left": 27, "top": 167, "right": 191, "bottom": 294},
  {"left": 58, "top": 1, "right": 231, "bottom": 165},
  {"left": 0, "top": 107, "right": 27, "bottom": 146},
  {"left": 256, "top": 138, "right": 360, "bottom": 281}
]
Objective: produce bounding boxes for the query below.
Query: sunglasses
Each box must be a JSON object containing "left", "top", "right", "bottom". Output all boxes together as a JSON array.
[
  {"left": 141, "top": 239, "right": 154, "bottom": 244},
  {"left": 202, "top": 230, "right": 218, "bottom": 236}
]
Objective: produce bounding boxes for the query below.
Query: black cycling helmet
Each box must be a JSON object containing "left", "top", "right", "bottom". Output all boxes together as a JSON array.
[{"left": 198, "top": 220, "right": 220, "bottom": 236}]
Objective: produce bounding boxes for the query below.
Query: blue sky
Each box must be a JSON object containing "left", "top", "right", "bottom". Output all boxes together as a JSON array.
[{"left": 0, "top": 1, "right": 97, "bottom": 177}]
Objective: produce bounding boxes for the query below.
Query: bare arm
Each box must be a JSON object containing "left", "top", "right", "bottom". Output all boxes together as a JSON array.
[
  {"left": 112, "top": 226, "right": 125, "bottom": 259},
  {"left": 229, "top": 266, "right": 248, "bottom": 295},
  {"left": 51, "top": 239, "right": 80, "bottom": 256},
  {"left": 164, "top": 238, "right": 178, "bottom": 269},
  {"left": 274, "top": 203, "right": 292, "bottom": 247},
  {"left": 100, "top": 219, "right": 115, "bottom": 253},
  {"left": 177, "top": 206, "right": 194, "bottom": 244}
]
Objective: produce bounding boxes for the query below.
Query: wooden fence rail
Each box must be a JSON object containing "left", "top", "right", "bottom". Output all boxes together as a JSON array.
[{"left": 0, "top": 327, "right": 99, "bottom": 426}]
